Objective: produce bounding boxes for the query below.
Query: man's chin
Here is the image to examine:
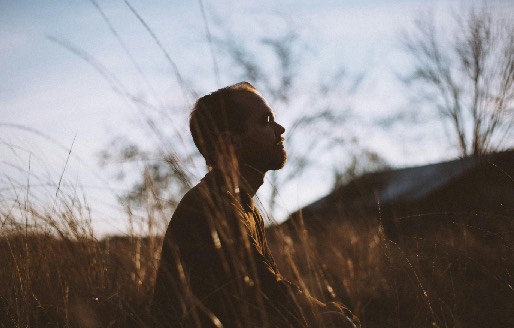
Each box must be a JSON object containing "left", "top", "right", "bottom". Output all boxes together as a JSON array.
[
  {"left": 246, "top": 152, "right": 286, "bottom": 171},
  {"left": 270, "top": 154, "right": 287, "bottom": 171}
]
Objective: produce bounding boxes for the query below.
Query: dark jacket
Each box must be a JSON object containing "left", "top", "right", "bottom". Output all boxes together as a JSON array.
[{"left": 151, "top": 171, "right": 308, "bottom": 327}]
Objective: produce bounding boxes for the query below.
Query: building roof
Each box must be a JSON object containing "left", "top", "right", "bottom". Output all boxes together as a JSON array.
[{"left": 294, "top": 150, "right": 514, "bottom": 218}]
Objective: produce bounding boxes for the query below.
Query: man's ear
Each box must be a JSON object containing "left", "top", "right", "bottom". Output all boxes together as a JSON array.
[{"left": 220, "top": 131, "right": 242, "bottom": 152}]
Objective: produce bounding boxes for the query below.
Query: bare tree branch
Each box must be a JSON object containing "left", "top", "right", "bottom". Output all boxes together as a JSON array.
[{"left": 401, "top": 4, "right": 514, "bottom": 156}]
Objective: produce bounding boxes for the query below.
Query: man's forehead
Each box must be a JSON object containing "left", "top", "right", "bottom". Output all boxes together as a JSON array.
[{"left": 236, "top": 91, "right": 273, "bottom": 116}]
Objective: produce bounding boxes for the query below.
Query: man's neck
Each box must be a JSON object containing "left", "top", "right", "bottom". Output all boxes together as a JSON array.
[
  {"left": 238, "top": 164, "right": 266, "bottom": 198},
  {"left": 210, "top": 163, "right": 266, "bottom": 198}
]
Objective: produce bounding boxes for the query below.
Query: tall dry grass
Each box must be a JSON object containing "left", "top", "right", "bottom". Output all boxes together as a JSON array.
[
  {"left": 0, "top": 176, "right": 163, "bottom": 327},
  {"left": 2, "top": 173, "right": 513, "bottom": 328},
  {"left": 268, "top": 211, "right": 514, "bottom": 328},
  {"left": 3, "top": 2, "right": 513, "bottom": 326}
]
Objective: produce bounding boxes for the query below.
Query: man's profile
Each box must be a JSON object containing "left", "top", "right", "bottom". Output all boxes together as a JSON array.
[{"left": 151, "top": 82, "right": 359, "bottom": 327}]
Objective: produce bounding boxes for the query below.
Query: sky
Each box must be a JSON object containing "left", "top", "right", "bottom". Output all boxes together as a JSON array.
[{"left": 1, "top": 0, "right": 513, "bottom": 235}]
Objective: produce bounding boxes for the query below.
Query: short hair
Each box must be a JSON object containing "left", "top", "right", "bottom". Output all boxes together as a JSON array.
[{"left": 190, "top": 81, "right": 259, "bottom": 166}]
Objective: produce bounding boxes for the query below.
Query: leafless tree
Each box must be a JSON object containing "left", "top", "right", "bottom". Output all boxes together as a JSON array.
[{"left": 401, "top": 5, "right": 514, "bottom": 156}]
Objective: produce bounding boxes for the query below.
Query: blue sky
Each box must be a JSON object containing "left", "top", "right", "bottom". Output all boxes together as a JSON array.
[{"left": 1, "top": 0, "right": 512, "bottom": 235}]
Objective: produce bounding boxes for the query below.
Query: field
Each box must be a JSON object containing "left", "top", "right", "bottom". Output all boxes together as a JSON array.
[
  {"left": 1, "top": 193, "right": 513, "bottom": 327},
  {"left": 270, "top": 212, "right": 514, "bottom": 327},
  {"left": 3, "top": 0, "right": 514, "bottom": 326}
]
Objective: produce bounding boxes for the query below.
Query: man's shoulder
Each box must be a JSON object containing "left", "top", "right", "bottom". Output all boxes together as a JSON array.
[
  {"left": 172, "top": 178, "right": 223, "bottom": 217},
  {"left": 169, "top": 172, "right": 237, "bottom": 231},
  {"left": 162, "top": 184, "right": 206, "bottom": 240},
  {"left": 173, "top": 183, "right": 206, "bottom": 218}
]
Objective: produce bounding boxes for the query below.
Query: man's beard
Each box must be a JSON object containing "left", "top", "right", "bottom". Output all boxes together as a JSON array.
[
  {"left": 239, "top": 147, "right": 287, "bottom": 172},
  {"left": 269, "top": 149, "right": 287, "bottom": 170}
]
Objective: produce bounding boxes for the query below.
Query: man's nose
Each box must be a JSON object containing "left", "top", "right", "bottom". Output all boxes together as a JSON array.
[{"left": 274, "top": 122, "right": 285, "bottom": 135}]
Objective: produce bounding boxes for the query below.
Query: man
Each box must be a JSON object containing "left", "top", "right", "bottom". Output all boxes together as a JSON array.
[{"left": 151, "top": 82, "right": 359, "bottom": 327}]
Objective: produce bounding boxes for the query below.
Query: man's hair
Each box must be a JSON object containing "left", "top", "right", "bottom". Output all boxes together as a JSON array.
[{"left": 190, "top": 81, "right": 259, "bottom": 166}]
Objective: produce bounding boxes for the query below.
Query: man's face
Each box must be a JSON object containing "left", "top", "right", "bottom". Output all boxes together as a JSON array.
[{"left": 235, "top": 91, "right": 286, "bottom": 171}]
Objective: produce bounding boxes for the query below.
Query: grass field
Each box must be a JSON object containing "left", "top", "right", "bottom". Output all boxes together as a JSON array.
[{"left": 2, "top": 189, "right": 513, "bottom": 327}]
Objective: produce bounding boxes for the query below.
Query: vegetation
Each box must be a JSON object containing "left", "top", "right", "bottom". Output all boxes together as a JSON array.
[
  {"left": 1, "top": 171, "right": 513, "bottom": 327},
  {"left": 2, "top": 2, "right": 513, "bottom": 327},
  {"left": 400, "top": 4, "right": 514, "bottom": 156},
  {"left": 270, "top": 211, "right": 514, "bottom": 327}
]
